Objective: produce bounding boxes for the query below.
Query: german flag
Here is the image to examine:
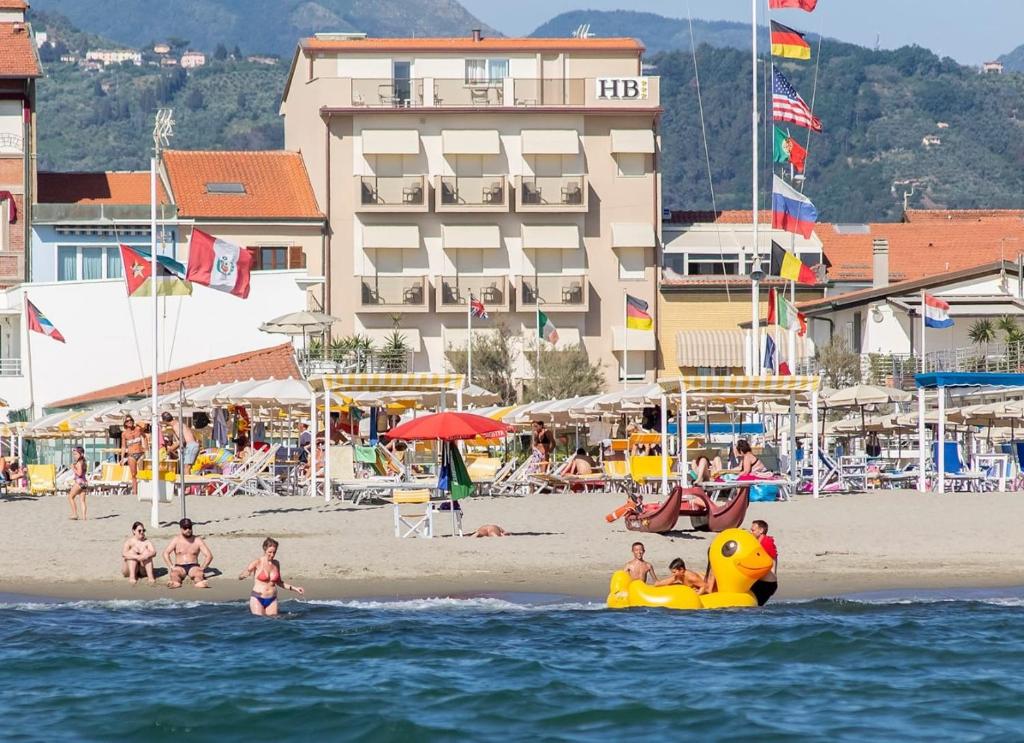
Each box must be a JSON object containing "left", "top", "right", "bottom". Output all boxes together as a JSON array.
[
  {"left": 625, "top": 294, "right": 653, "bottom": 331},
  {"left": 771, "top": 21, "right": 811, "bottom": 60}
]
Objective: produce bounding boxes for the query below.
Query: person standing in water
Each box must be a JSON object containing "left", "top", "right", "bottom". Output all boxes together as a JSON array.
[
  {"left": 239, "top": 537, "right": 304, "bottom": 616},
  {"left": 750, "top": 519, "right": 779, "bottom": 606}
]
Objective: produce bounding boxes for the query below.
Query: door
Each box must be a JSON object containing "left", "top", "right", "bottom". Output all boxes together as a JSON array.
[{"left": 393, "top": 61, "right": 411, "bottom": 105}]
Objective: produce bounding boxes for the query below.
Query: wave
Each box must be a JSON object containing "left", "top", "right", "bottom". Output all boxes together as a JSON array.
[
  {"left": 303, "top": 596, "right": 603, "bottom": 613},
  {"left": 0, "top": 597, "right": 227, "bottom": 612}
]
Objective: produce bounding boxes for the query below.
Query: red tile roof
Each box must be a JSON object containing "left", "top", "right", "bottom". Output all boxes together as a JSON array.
[
  {"left": 0, "top": 22, "right": 40, "bottom": 78},
  {"left": 665, "top": 210, "right": 773, "bottom": 224},
  {"left": 48, "top": 343, "right": 301, "bottom": 408},
  {"left": 37, "top": 172, "right": 168, "bottom": 205},
  {"left": 0, "top": 1, "right": 28, "bottom": 10},
  {"left": 302, "top": 36, "right": 644, "bottom": 54},
  {"left": 162, "top": 150, "right": 322, "bottom": 220},
  {"left": 903, "top": 209, "right": 1024, "bottom": 223}
]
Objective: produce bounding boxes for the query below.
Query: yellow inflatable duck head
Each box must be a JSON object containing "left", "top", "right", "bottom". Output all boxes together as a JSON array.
[{"left": 708, "top": 528, "right": 774, "bottom": 594}]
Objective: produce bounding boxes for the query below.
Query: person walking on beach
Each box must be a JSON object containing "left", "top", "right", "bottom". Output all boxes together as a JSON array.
[
  {"left": 163, "top": 518, "right": 213, "bottom": 589},
  {"left": 119, "top": 416, "right": 147, "bottom": 496},
  {"left": 162, "top": 412, "right": 200, "bottom": 474},
  {"left": 238, "top": 537, "right": 304, "bottom": 616},
  {"left": 121, "top": 521, "right": 157, "bottom": 585},
  {"left": 532, "top": 421, "right": 554, "bottom": 462},
  {"left": 67, "top": 446, "right": 90, "bottom": 520},
  {"left": 750, "top": 520, "right": 779, "bottom": 605},
  {"left": 624, "top": 542, "right": 657, "bottom": 583}
]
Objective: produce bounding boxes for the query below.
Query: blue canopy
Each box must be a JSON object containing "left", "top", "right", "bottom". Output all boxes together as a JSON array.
[
  {"left": 667, "top": 422, "right": 766, "bottom": 436},
  {"left": 915, "top": 372, "right": 1024, "bottom": 389}
]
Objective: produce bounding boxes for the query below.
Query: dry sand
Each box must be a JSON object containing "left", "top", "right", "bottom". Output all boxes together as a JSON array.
[{"left": 2, "top": 489, "right": 1023, "bottom": 603}]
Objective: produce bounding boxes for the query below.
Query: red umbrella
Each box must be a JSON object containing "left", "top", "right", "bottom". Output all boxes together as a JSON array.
[{"left": 386, "top": 411, "right": 514, "bottom": 441}]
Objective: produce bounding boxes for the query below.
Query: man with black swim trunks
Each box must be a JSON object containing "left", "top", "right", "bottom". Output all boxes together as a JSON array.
[{"left": 163, "top": 518, "right": 213, "bottom": 589}]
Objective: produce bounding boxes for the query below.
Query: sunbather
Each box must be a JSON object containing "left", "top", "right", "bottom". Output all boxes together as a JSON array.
[
  {"left": 565, "top": 447, "right": 596, "bottom": 476},
  {"left": 654, "top": 558, "right": 706, "bottom": 591},
  {"left": 121, "top": 521, "right": 157, "bottom": 585},
  {"left": 163, "top": 518, "right": 213, "bottom": 589},
  {"left": 471, "top": 524, "right": 508, "bottom": 537},
  {"left": 119, "top": 415, "right": 147, "bottom": 495},
  {"left": 67, "top": 446, "right": 89, "bottom": 520}
]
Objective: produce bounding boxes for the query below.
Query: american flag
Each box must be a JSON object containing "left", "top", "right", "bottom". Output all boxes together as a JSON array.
[
  {"left": 772, "top": 67, "right": 822, "bottom": 133},
  {"left": 470, "top": 296, "right": 488, "bottom": 319}
]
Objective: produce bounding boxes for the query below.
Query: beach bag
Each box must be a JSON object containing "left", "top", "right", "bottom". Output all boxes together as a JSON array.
[{"left": 749, "top": 483, "right": 779, "bottom": 502}]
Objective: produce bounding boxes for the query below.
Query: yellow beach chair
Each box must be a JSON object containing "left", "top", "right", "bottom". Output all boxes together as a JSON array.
[
  {"left": 27, "top": 464, "right": 57, "bottom": 495},
  {"left": 393, "top": 489, "right": 434, "bottom": 538},
  {"left": 629, "top": 455, "right": 676, "bottom": 494}
]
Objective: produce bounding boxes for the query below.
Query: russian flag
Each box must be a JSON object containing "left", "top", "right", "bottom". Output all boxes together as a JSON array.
[
  {"left": 924, "top": 293, "right": 953, "bottom": 328},
  {"left": 771, "top": 176, "right": 817, "bottom": 239}
]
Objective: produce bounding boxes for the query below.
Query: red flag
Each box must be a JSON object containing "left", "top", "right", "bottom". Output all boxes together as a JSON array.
[
  {"left": 186, "top": 229, "right": 252, "bottom": 299},
  {"left": 769, "top": 0, "right": 817, "bottom": 10},
  {"left": 767, "top": 288, "right": 778, "bottom": 326},
  {"left": 25, "top": 297, "right": 65, "bottom": 343}
]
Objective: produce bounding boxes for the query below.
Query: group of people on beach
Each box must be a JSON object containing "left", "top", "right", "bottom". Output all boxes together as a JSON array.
[
  {"left": 623, "top": 520, "right": 779, "bottom": 605},
  {"left": 120, "top": 518, "right": 304, "bottom": 616}
]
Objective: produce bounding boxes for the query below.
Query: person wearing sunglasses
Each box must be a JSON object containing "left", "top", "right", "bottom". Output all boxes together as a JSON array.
[
  {"left": 121, "top": 521, "right": 157, "bottom": 585},
  {"left": 119, "top": 416, "right": 148, "bottom": 496},
  {"left": 163, "top": 518, "right": 213, "bottom": 589}
]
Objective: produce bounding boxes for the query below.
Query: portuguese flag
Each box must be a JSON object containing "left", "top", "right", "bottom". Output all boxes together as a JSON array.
[
  {"left": 773, "top": 126, "right": 807, "bottom": 173},
  {"left": 771, "top": 21, "right": 811, "bottom": 60},
  {"left": 770, "top": 242, "right": 817, "bottom": 285}
]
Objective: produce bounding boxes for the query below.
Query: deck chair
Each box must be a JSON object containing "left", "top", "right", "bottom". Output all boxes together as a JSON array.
[
  {"left": 209, "top": 445, "right": 281, "bottom": 497},
  {"left": 466, "top": 456, "right": 502, "bottom": 495},
  {"left": 799, "top": 449, "right": 844, "bottom": 494},
  {"left": 91, "top": 463, "right": 133, "bottom": 495},
  {"left": 629, "top": 455, "right": 676, "bottom": 494},
  {"left": 393, "top": 489, "right": 434, "bottom": 538},
  {"left": 975, "top": 454, "right": 1009, "bottom": 492},
  {"left": 931, "top": 441, "right": 985, "bottom": 492},
  {"left": 327, "top": 446, "right": 401, "bottom": 504},
  {"left": 602, "top": 460, "right": 630, "bottom": 493},
  {"left": 27, "top": 464, "right": 57, "bottom": 495},
  {"left": 492, "top": 456, "right": 546, "bottom": 496}
]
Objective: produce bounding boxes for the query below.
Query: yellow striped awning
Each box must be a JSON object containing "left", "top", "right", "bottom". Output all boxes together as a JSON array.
[
  {"left": 658, "top": 375, "right": 822, "bottom": 395},
  {"left": 675, "top": 330, "right": 746, "bottom": 368},
  {"left": 311, "top": 373, "right": 467, "bottom": 393}
]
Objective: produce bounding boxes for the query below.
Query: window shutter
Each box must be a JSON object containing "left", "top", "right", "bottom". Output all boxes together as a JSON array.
[
  {"left": 288, "top": 245, "right": 306, "bottom": 269},
  {"left": 248, "top": 247, "right": 261, "bottom": 270}
]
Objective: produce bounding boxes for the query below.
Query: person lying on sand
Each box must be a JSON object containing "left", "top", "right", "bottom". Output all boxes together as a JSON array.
[
  {"left": 121, "top": 521, "right": 157, "bottom": 585},
  {"left": 163, "top": 518, "right": 213, "bottom": 588},
  {"left": 471, "top": 524, "right": 508, "bottom": 537},
  {"left": 624, "top": 542, "right": 657, "bottom": 583},
  {"left": 654, "top": 558, "right": 706, "bottom": 591}
]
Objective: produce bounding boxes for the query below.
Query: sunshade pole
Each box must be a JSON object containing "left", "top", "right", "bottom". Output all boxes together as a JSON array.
[
  {"left": 917, "top": 386, "right": 926, "bottom": 492},
  {"left": 659, "top": 393, "right": 668, "bottom": 495},
  {"left": 938, "top": 385, "right": 946, "bottom": 494},
  {"left": 323, "top": 385, "right": 331, "bottom": 503},
  {"left": 680, "top": 382, "right": 689, "bottom": 488},
  {"left": 788, "top": 392, "right": 797, "bottom": 481},
  {"left": 178, "top": 382, "right": 186, "bottom": 522},
  {"left": 309, "top": 388, "right": 317, "bottom": 497},
  {"left": 811, "top": 388, "right": 819, "bottom": 498}
]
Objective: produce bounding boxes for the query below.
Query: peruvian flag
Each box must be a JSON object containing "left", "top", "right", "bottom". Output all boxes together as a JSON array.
[
  {"left": 186, "top": 229, "right": 252, "bottom": 299},
  {"left": 769, "top": 0, "right": 817, "bottom": 10}
]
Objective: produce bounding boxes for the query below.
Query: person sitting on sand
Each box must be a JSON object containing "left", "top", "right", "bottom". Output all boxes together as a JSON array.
[
  {"left": 624, "top": 541, "right": 658, "bottom": 583},
  {"left": 654, "top": 557, "right": 706, "bottom": 591},
  {"left": 690, "top": 455, "right": 723, "bottom": 483},
  {"left": 238, "top": 537, "right": 304, "bottom": 617},
  {"left": 471, "top": 524, "right": 508, "bottom": 537},
  {"left": 163, "top": 518, "right": 213, "bottom": 589},
  {"left": 121, "top": 521, "right": 157, "bottom": 585},
  {"left": 565, "top": 447, "right": 597, "bottom": 476}
]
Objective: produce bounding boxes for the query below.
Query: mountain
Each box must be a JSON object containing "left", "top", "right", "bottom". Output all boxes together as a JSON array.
[
  {"left": 26, "top": 0, "right": 493, "bottom": 57},
  {"left": 998, "top": 43, "right": 1024, "bottom": 73}
]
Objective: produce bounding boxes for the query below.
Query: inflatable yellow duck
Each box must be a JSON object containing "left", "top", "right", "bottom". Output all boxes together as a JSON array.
[{"left": 606, "top": 528, "right": 774, "bottom": 610}]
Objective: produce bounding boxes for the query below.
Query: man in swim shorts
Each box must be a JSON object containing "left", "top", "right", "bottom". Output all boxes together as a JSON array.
[
  {"left": 654, "top": 558, "right": 707, "bottom": 591},
  {"left": 162, "top": 412, "right": 200, "bottom": 472},
  {"left": 750, "top": 519, "right": 778, "bottom": 606},
  {"left": 624, "top": 542, "right": 657, "bottom": 583},
  {"left": 163, "top": 518, "right": 213, "bottom": 589}
]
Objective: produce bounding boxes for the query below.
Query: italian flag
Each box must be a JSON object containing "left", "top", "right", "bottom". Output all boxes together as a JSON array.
[
  {"left": 538, "top": 310, "right": 559, "bottom": 344},
  {"left": 186, "top": 228, "right": 252, "bottom": 299},
  {"left": 767, "top": 288, "right": 807, "bottom": 336}
]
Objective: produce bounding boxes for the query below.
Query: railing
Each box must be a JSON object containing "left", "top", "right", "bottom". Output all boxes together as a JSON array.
[
  {"left": 351, "top": 78, "right": 424, "bottom": 107},
  {"left": 359, "top": 275, "right": 429, "bottom": 312},
  {"left": 516, "top": 274, "right": 588, "bottom": 312},
  {"left": 436, "top": 175, "right": 509, "bottom": 211},
  {"left": 436, "top": 275, "right": 509, "bottom": 312},
  {"left": 299, "top": 349, "right": 413, "bottom": 374},
  {"left": 515, "top": 175, "right": 588, "bottom": 212},
  {"left": 512, "top": 78, "right": 586, "bottom": 106},
  {"left": 0, "top": 358, "right": 22, "bottom": 377},
  {"left": 357, "top": 175, "right": 427, "bottom": 211},
  {"left": 432, "top": 78, "right": 509, "bottom": 107}
]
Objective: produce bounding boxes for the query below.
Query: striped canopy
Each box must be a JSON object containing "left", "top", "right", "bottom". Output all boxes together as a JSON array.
[
  {"left": 659, "top": 375, "right": 822, "bottom": 395},
  {"left": 310, "top": 373, "right": 466, "bottom": 393}
]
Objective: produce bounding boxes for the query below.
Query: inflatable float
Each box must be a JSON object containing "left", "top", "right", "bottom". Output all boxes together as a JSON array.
[{"left": 607, "top": 528, "right": 773, "bottom": 610}]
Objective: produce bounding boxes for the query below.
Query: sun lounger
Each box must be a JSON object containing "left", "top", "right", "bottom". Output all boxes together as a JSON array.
[
  {"left": 932, "top": 441, "right": 985, "bottom": 492},
  {"left": 602, "top": 460, "right": 630, "bottom": 493},
  {"left": 975, "top": 453, "right": 1009, "bottom": 492},
  {"left": 27, "top": 464, "right": 57, "bottom": 495},
  {"left": 90, "top": 463, "right": 133, "bottom": 495},
  {"left": 207, "top": 445, "right": 281, "bottom": 497},
  {"left": 629, "top": 455, "right": 676, "bottom": 495}
]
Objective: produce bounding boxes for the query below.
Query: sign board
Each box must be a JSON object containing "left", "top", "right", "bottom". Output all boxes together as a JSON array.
[{"left": 595, "top": 77, "right": 649, "bottom": 101}]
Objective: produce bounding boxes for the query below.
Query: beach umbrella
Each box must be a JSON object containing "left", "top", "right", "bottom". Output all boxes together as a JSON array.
[
  {"left": 385, "top": 411, "right": 514, "bottom": 441},
  {"left": 259, "top": 310, "right": 339, "bottom": 335}
]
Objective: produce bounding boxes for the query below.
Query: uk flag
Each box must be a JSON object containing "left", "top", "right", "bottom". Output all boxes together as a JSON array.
[{"left": 470, "top": 296, "right": 488, "bottom": 319}]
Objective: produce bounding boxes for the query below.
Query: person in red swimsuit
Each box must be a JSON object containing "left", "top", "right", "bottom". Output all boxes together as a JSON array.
[
  {"left": 750, "top": 519, "right": 779, "bottom": 605},
  {"left": 239, "top": 537, "right": 304, "bottom": 616}
]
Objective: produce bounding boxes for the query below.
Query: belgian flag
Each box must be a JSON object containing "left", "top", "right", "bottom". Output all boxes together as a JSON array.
[
  {"left": 770, "top": 242, "right": 817, "bottom": 285},
  {"left": 771, "top": 21, "right": 811, "bottom": 60}
]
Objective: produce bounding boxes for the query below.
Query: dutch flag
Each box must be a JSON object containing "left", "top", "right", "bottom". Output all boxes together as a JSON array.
[{"left": 924, "top": 293, "right": 953, "bottom": 329}]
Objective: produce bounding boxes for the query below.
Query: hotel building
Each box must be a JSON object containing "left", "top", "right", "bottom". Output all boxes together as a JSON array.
[{"left": 280, "top": 31, "right": 661, "bottom": 385}]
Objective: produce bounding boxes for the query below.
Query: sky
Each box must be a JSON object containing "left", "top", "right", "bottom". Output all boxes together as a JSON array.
[{"left": 460, "top": 0, "right": 1022, "bottom": 65}]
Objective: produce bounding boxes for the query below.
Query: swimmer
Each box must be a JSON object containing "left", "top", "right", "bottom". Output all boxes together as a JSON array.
[
  {"left": 471, "top": 524, "right": 508, "bottom": 537},
  {"left": 653, "top": 557, "right": 706, "bottom": 591},
  {"left": 163, "top": 518, "right": 213, "bottom": 589},
  {"left": 624, "top": 541, "right": 658, "bottom": 584},
  {"left": 238, "top": 537, "right": 304, "bottom": 617},
  {"left": 121, "top": 521, "right": 157, "bottom": 585}
]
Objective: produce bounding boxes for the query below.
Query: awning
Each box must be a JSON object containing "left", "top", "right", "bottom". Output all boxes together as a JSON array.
[
  {"left": 311, "top": 373, "right": 466, "bottom": 393},
  {"left": 675, "top": 329, "right": 746, "bottom": 368},
  {"left": 916, "top": 372, "right": 1024, "bottom": 389},
  {"left": 362, "top": 327, "right": 422, "bottom": 351},
  {"left": 658, "top": 375, "right": 822, "bottom": 394},
  {"left": 612, "top": 326, "right": 657, "bottom": 351},
  {"left": 611, "top": 222, "right": 656, "bottom": 248},
  {"left": 442, "top": 224, "right": 501, "bottom": 250},
  {"left": 361, "top": 129, "right": 420, "bottom": 155},
  {"left": 521, "top": 129, "right": 579, "bottom": 155},
  {"left": 521, "top": 224, "right": 580, "bottom": 250},
  {"left": 611, "top": 129, "right": 655, "bottom": 154},
  {"left": 363, "top": 224, "right": 420, "bottom": 250},
  {"left": 442, "top": 129, "right": 500, "bottom": 155}
]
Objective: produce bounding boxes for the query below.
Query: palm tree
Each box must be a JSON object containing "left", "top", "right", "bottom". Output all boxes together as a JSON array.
[
  {"left": 997, "top": 315, "right": 1020, "bottom": 341},
  {"left": 968, "top": 319, "right": 996, "bottom": 345}
]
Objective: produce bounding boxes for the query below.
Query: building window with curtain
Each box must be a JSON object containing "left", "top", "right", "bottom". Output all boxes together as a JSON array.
[
  {"left": 464, "top": 58, "right": 508, "bottom": 85},
  {"left": 258, "top": 246, "right": 288, "bottom": 270},
  {"left": 82, "top": 247, "right": 103, "bottom": 280},
  {"left": 106, "top": 247, "right": 123, "bottom": 279},
  {"left": 57, "top": 246, "right": 78, "bottom": 281}
]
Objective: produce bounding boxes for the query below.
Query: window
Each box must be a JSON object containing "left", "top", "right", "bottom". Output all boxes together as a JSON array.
[
  {"left": 258, "top": 246, "right": 288, "bottom": 270},
  {"left": 615, "top": 153, "right": 650, "bottom": 177},
  {"left": 684, "top": 253, "right": 741, "bottom": 276},
  {"left": 106, "top": 248, "right": 122, "bottom": 279},
  {"left": 57, "top": 246, "right": 77, "bottom": 281},
  {"left": 697, "top": 366, "right": 731, "bottom": 376},
  {"left": 57, "top": 245, "right": 134, "bottom": 282},
  {"left": 465, "top": 58, "right": 508, "bottom": 85},
  {"left": 82, "top": 247, "right": 103, "bottom": 281},
  {"left": 617, "top": 246, "right": 646, "bottom": 280},
  {"left": 852, "top": 311, "right": 863, "bottom": 353},
  {"left": 618, "top": 350, "right": 647, "bottom": 382},
  {"left": 205, "top": 182, "right": 246, "bottom": 194}
]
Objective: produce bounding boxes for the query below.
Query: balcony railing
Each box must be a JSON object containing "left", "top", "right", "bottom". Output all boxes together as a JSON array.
[
  {"left": 516, "top": 274, "right": 588, "bottom": 312},
  {"left": 299, "top": 349, "right": 413, "bottom": 374},
  {"left": 515, "top": 175, "right": 588, "bottom": 212},
  {"left": 436, "top": 275, "right": 509, "bottom": 313},
  {"left": 351, "top": 78, "right": 424, "bottom": 107},
  {"left": 435, "top": 175, "right": 509, "bottom": 212},
  {"left": 359, "top": 275, "right": 429, "bottom": 312},
  {"left": 357, "top": 175, "right": 428, "bottom": 212},
  {"left": 0, "top": 358, "right": 22, "bottom": 377}
]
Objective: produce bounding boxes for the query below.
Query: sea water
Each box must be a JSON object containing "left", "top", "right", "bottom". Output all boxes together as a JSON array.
[{"left": 2, "top": 591, "right": 1023, "bottom": 741}]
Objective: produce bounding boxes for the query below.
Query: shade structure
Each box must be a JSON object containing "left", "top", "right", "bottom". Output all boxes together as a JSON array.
[
  {"left": 210, "top": 377, "right": 312, "bottom": 407},
  {"left": 386, "top": 411, "right": 514, "bottom": 441},
  {"left": 659, "top": 375, "right": 822, "bottom": 395},
  {"left": 824, "top": 384, "right": 912, "bottom": 408},
  {"left": 311, "top": 373, "right": 466, "bottom": 393},
  {"left": 259, "top": 311, "right": 340, "bottom": 336}
]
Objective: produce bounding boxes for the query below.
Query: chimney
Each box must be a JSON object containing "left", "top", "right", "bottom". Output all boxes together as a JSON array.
[
  {"left": 471, "top": 28, "right": 482, "bottom": 42},
  {"left": 872, "top": 238, "right": 889, "bottom": 289}
]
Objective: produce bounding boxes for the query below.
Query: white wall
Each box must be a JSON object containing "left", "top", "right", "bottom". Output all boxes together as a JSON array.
[{"left": 0, "top": 270, "right": 308, "bottom": 414}]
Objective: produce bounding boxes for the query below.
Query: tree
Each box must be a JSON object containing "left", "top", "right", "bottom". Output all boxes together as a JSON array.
[
  {"left": 214, "top": 44, "right": 228, "bottom": 61},
  {"left": 184, "top": 88, "right": 205, "bottom": 111},
  {"left": 232, "top": 45, "right": 242, "bottom": 60},
  {"left": 445, "top": 323, "right": 518, "bottom": 405},
  {"left": 968, "top": 319, "right": 996, "bottom": 345},
  {"left": 525, "top": 343, "right": 604, "bottom": 402},
  {"left": 817, "top": 336, "right": 861, "bottom": 388},
  {"left": 167, "top": 37, "right": 189, "bottom": 52},
  {"left": 379, "top": 330, "right": 411, "bottom": 373}
]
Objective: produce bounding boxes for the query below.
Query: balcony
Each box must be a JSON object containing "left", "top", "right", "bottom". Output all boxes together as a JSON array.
[
  {"left": 359, "top": 275, "right": 430, "bottom": 313},
  {"left": 515, "top": 176, "right": 588, "bottom": 212},
  {"left": 351, "top": 78, "right": 424, "bottom": 107},
  {"left": 512, "top": 78, "right": 585, "bottom": 107},
  {"left": 356, "top": 175, "right": 428, "bottom": 212},
  {"left": 516, "top": 274, "right": 588, "bottom": 312},
  {"left": 436, "top": 275, "right": 510, "bottom": 313},
  {"left": 0, "top": 358, "right": 22, "bottom": 377},
  {"left": 435, "top": 175, "right": 509, "bottom": 212}
]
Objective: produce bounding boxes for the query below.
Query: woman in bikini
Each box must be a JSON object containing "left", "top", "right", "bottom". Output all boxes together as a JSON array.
[
  {"left": 68, "top": 446, "right": 90, "bottom": 520},
  {"left": 238, "top": 537, "right": 304, "bottom": 617},
  {"left": 120, "top": 416, "right": 147, "bottom": 495}
]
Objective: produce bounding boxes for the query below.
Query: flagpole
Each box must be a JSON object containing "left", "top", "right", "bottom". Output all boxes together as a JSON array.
[
  {"left": 535, "top": 304, "right": 541, "bottom": 394},
  {"left": 22, "top": 294, "right": 35, "bottom": 417},
  {"left": 751, "top": 0, "right": 761, "bottom": 378},
  {"left": 789, "top": 279, "right": 797, "bottom": 371},
  {"left": 467, "top": 292, "right": 473, "bottom": 386},
  {"left": 622, "top": 290, "right": 628, "bottom": 390}
]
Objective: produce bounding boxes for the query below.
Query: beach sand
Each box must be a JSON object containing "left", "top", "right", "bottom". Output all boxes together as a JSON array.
[{"left": 2, "top": 489, "right": 1023, "bottom": 603}]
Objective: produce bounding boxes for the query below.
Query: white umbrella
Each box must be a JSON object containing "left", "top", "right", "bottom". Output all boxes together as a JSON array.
[{"left": 259, "top": 311, "right": 339, "bottom": 336}]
